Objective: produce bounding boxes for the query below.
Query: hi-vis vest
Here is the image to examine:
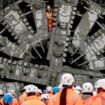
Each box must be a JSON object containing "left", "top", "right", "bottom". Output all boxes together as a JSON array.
[{"left": 46, "top": 12, "right": 52, "bottom": 19}]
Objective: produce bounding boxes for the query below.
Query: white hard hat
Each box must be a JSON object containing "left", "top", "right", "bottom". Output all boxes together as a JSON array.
[
  {"left": 8, "top": 89, "right": 15, "bottom": 95},
  {"left": 46, "top": 86, "right": 52, "bottom": 92},
  {"left": 74, "top": 90, "right": 81, "bottom": 95},
  {"left": 0, "top": 90, "right": 3, "bottom": 95},
  {"left": 75, "top": 86, "right": 82, "bottom": 91},
  {"left": 95, "top": 79, "right": 105, "bottom": 90},
  {"left": 47, "top": 5, "right": 51, "bottom": 9},
  {"left": 82, "top": 82, "right": 93, "bottom": 93},
  {"left": 25, "top": 84, "right": 38, "bottom": 93},
  {"left": 41, "top": 94, "right": 49, "bottom": 100},
  {"left": 60, "top": 73, "right": 74, "bottom": 86},
  {"left": 24, "top": 85, "right": 28, "bottom": 90},
  {"left": 37, "top": 89, "right": 42, "bottom": 94}
]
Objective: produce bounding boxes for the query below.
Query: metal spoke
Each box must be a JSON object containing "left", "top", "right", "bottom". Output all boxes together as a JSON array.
[
  {"left": 78, "top": 61, "right": 89, "bottom": 66},
  {"left": 71, "top": 47, "right": 80, "bottom": 57},
  {"left": 39, "top": 40, "right": 45, "bottom": 53},
  {"left": 0, "top": 27, "right": 7, "bottom": 34},
  {"left": 96, "top": 21, "right": 104, "bottom": 30},
  {"left": 31, "top": 45, "right": 42, "bottom": 59},
  {"left": 70, "top": 54, "right": 85, "bottom": 64},
  {"left": 25, "top": 51, "right": 36, "bottom": 59}
]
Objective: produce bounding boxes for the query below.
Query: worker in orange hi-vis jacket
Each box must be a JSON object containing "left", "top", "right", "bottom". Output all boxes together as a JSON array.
[
  {"left": 45, "top": 86, "right": 54, "bottom": 105},
  {"left": 8, "top": 89, "right": 19, "bottom": 105},
  {"left": 0, "top": 93, "right": 13, "bottom": 105},
  {"left": 82, "top": 82, "right": 94, "bottom": 105},
  {"left": 41, "top": 94, "right": 49, "bottom": 105},
  {"left": 46, "top": 86, "right": 53, "bottom": 99},
  {"left": 91, "top": 79, "right": 105, "bottom": 105},
  {"left": 19, "top": 86, "right": 28, "bottom": 105},
  {"left": 54, "top": 73, "right": 83, "bottom": 105},
  {"left": 0, "top": 90, "right": 4, "bottom": 101},
  {"left": 36, "top": 89, "right": 42, "bottom": 100},
  {"left": 21, "top": 84, "right": 45, "bottom": 105},
  {"left": 46, "top": 5, "right": 53, "bottom": 31},
  {"left": 74, "top": 86, "right": 82, "bottom": 96}
]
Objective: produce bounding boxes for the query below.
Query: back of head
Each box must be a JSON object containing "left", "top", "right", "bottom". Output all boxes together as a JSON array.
[
  {"left": 0, "top": 89, "right": 3, "bottom": 96},
  {"left": 95, "top": 79, "right": 105, "bottom": 90},
  {"left": 53, "top": 87, "right": 60, "bottom": 94},
  {"left": 82, "top": 82, "right": 93, "bottom": 93},
  {"left": 8, "top": 89, "right": 15, "bottom": 95},
  {"left": 47, "top": 5, "right": 51, "bottom": 10},
  {"left": 60, "top": 73, "right": 74, "bottom": 86},
  {"left": 37, "top": 89, "right": 42, "bottom": 94},
  {"left": 3, "top": 93, "right": 13, "bottom": 104},
  {"left": 46, "top": 86, "right": 52, "bottom": 93},
  {"left": 41, "top": 94, "right": 49, "bottom": 100},
  {"left": 25, "top": 84, "right": 38, "bottom": 94},
  {"left": 75, "top": 86, "right": 82, "bottom": 91},
  {"left": 74, "top": 86, "right": 82, "bottom": 95}
]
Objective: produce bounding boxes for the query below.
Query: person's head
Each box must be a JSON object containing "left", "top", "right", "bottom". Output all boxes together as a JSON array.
[
  {"left": 8, "top": 89, "right": 16, "bottom": 97},
  {"left": 41, "top": 94, "right": 49, "bottom": 105},
  {"left": 47, "top": 5, "right": 51, "bottom": 11},
  {"left": 0, "top": 89, "right": 4, "bottom": 97},
  {"left": 60, "top": 73, "right": 74, "bottom": 88},
  {"left": 46, "top": 86, "right": 52, "bottom": 93},
  {"left": 53, "top": 87, "right": 60, "bottom": 94},
  {"left": 60, "top": 73, "right": 74, "bottom": 105},
  {"left": 25, "top": 84, "right": 38, "bottom": 96},
  {"left": 20, "top": 85, "right": 28, "bottom": 94},
  {"left": 37, "top": 89, "right": 42, "bottom": 96},
  {"left": 82, "top": 82, "right": 93, "bottom": 95},
  {"left": 74, "top": 86, "right": 82, "bottom": 95},
  {"left": 95, "top": 79, "right": 105, "bottom": 93},
  {"left": 3, "top": 93, "right": 13, "bottom": 105}
]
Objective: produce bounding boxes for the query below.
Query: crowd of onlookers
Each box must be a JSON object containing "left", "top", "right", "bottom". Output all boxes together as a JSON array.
[{"left": 0, "top": 72, "right": 105, "bottom": 105}]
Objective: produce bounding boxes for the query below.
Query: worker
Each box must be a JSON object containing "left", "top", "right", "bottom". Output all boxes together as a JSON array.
[
  {"left": 0, "top": 90, "right": 4, "bottom": 101},
  {"left": 36, "top": 89, "right": 42, "bottom": 100},
  {"left": 46, "top": 86, "right": 53, "bottom": 98},
  {"left": 82, "top": 82, "right": 94, "bottom": 105},
  {"left": 22, "top": 84, "right": 45, "bottom": 105},
  {"left": 41, "top": 94, "right": 49, "bottom": 105},
  {"left": 8, "top": 89, "right": 16, "bottom": 98},
  {"left": 74, "top": 86, "right": 82, "bottom": 96},
  {"left": 46, "top": 5, "right": 53, "bottom": 31},
  {"left": 19, "top": 86, "right": 28, "bottom": 104},
  {"left": 0, "top": 93, "right": 13, "bottom": 105},
  {"left": 52, "top": 87, "right": 60, "bottom": 94},
  {"left": 91, "top": 79, "right": 105, "bottom": 105},
  {"left": 8, "top": 89, "right": 19, "bottom": 105},
  {"left": 54, "top": 73, "right": 83, "bottom": 105}
]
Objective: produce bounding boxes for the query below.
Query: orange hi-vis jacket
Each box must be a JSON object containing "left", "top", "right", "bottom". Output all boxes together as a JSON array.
[
  {"left": 83, "top": 96, "right": 94, "bottom": 105},
  {"left": 47, "top": 93, "right": 53, "bottom": 99},
  {"left": 47, "top": 93, "right": 54, "bottom": 105},
  {"left": 19, "top": 92, "right": 27, "bottom": 105},
  {"left": 22, "top": 96, "right": 45, "bottom": 105},
  {"left": 54, "top": 88, "right": 83, "bottom": 105},
  {"left": 46, "top": 12, "right": 52, "bottom": 19},
  {"left": 36, "top": 96, "right": 41, "bottom": 100},
  {"left": 12, "top": 98, "right": 19, "bottom": 105},
  {"left": 91, "top": 92, "right": 105, "bottom": 105},
  {"left": 46, "top": 11, "right": 53, "bottom": 31}
]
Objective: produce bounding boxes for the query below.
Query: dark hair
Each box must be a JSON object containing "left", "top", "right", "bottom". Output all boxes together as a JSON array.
[
  {"left": 27, "top": 92, "right": 35, "bottom": 96},
  {"left": 97, "top": 88, "right": 105, "bottom": 93},
  {"left": 60, "top": 86, "right": 72, "bottom": 105}
]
